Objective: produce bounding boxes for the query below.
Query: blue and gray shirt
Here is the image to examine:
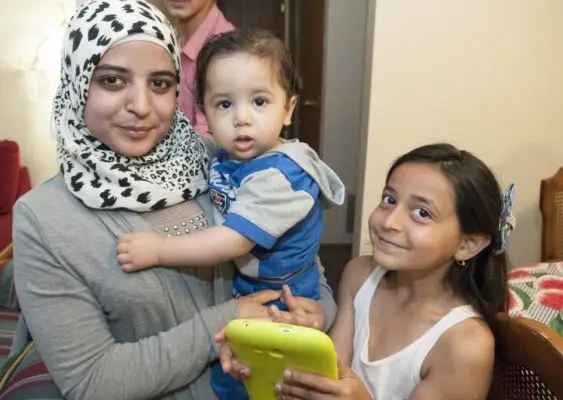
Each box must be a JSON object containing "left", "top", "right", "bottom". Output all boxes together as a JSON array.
[{"left": 208, "top": 140, "right": 345, "bottom": 301}]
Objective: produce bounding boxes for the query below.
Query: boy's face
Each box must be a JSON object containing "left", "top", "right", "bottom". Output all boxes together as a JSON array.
[
  {"left": 202, "top": 52, "right": 297, "bottom": 161},
  {"left": 161, "top": 0, "right": 215, "bottom": 21}
]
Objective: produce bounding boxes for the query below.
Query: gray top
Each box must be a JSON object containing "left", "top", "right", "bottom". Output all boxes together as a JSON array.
[{"left": 13, "top": 174, "right": 337, "bottom": 400}]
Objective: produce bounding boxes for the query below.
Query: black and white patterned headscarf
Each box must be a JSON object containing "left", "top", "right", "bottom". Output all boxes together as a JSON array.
[{"left": 54, "top": 0, "right": 209, "bottom": 211}]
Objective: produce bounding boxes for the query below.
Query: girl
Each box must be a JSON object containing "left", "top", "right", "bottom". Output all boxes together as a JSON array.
[{"left": 224, "top": 143, "right": 513, "bottom": 399}]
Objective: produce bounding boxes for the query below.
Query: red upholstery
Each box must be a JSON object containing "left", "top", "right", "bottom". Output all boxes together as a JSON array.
[{"left": 0, "top": 140, "right": 31, "bottom": 255}]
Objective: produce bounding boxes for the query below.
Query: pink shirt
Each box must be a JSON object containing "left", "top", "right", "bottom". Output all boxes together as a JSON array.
[{"left": 179, "top": 5, "right": 234, "bottom": 136}]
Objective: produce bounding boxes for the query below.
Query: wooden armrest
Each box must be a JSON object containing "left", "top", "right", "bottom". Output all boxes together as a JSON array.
[{"left": 514, "top": 316, "right": 563, "bottom": 354}]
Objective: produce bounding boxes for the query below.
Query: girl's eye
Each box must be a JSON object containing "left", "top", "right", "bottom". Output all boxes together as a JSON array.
[
  {"left": 253, "top": 97, "right": 267, "bottom": 107},
  {"left": 217, "top": 100, "right": 232, "bottom": 110},
  {"left": 381, "top": 194, "right": 395, "bottom": 205},
  {"left": 413, "top": 208, "right": 431, "bottom": 219}
]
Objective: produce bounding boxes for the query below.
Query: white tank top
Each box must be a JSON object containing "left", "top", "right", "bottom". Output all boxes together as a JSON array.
[{"left": 351, "top": 267, "right": 480, "bottom": 400}]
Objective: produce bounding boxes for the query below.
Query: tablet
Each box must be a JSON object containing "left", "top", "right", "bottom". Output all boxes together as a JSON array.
[{"left": 226, "top": 319, "right": 338, "bottom": 400}]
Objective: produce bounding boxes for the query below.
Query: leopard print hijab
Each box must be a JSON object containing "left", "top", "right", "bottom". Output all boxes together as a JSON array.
[{"left": 54, "top": 0, "right": 209, "bottom": 211}]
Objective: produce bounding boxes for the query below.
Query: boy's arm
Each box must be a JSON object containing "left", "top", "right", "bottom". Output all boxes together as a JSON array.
[
  {"left": 118, "top": 164, "right": 317, "bottom": 271},
  {"left": 158, "top": 225, "right": 254, "bottom": 267},
  {"left": 117, "top": 226, "right": 255, "bottom": 270}
]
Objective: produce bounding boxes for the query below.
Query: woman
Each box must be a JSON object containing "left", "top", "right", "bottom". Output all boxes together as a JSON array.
[{"left": 10, "top": 1, "right": 336, "bottom": 399}]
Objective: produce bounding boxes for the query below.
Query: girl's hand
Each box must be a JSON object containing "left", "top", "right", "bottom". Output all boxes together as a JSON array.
[
  {"left": 274, "top": 360, "right": 373, "bottom": 400},
  {"left": 269, "top": 285, "right": 326, "bottom": 330}
]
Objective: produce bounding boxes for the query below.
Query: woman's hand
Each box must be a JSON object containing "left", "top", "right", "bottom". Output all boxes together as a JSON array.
[
  {"left": 212, "top": 289, "right": 281, "bottom": 380},
  {"left": 274, "top": 361, "right": 373, "bottom": 400},
  {"left": 269, "top": 285, "right": 326, "bottom": 330},
  {"left": 214, "top": 329, "right": 251, "bottom": 381}
]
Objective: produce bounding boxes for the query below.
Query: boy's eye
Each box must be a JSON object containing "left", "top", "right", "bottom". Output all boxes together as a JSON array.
[
  {"left": 217, "top": 100, "right": 232, "bottom": 109},
  {"left": 253, "top": 97, "right": 267, "bottom": 107}
]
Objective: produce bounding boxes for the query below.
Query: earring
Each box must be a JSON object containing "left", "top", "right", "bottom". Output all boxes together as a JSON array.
[{"left": 456, "top": 259, "right": 467, "bottom": 267}]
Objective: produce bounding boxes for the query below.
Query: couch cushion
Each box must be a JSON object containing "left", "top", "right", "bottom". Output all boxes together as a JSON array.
[{"left": 0, "top": 141, "right": 20, "bottom": 215}]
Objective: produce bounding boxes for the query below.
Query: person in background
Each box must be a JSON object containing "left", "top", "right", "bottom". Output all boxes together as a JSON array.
[{"left": 160, "top": 0, "right": 234, "bottom": 135}]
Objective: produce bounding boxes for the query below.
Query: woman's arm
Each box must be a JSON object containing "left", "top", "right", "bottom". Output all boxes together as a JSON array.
[{"left": 13, "top": 202, "right": 269, "bottom": 400}]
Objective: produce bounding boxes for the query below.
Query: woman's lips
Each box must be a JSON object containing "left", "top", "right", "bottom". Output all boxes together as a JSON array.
[{"left": 120, "top": 126, "right": 151, "bottom": 139}]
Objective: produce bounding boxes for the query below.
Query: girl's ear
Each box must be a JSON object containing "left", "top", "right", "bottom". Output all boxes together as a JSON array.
[
  {"left": 283, "top": 96, "right": 298, "bottom": 126},
  {"left": 455, "top": 234, "right": 491, "bottom": 262}
]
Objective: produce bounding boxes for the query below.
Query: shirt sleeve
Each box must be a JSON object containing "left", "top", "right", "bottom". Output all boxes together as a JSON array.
[
  {"left": 224, "top": 166, "right": 318, "bottom": 249},
  {"left": 13, "top": 201, "right": 236, "bottom": 400}
]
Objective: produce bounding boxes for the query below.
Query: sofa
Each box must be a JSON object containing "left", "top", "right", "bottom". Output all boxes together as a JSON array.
[
  {"left": 0, "top": 140, "right": 31, "bottom": 368},
  {"left": 0, "top": 140, "right": 31, "bottom": 256}
]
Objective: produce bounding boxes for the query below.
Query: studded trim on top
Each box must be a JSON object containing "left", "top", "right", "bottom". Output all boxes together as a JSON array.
[{"left": 161, "top": 214, "right": 208, "bottom": 237}]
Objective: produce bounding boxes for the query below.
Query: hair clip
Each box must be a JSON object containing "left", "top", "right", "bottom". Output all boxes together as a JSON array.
[{"left": 494, "top": 183, "right": 516, "bottom": 255}]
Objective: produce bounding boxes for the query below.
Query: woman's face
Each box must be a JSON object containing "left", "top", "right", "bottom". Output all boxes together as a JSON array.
[{"left": 83, "top": 41, "right": 177, "bottom": 158}]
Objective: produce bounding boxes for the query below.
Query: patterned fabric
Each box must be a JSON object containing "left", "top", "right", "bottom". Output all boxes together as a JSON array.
[
  {"left": 55, "top": 0, "right": 209, "bottom": 212},
  {"left": 507, "top": 261, "right": 563, "bottom": 335},
  {"left": 0, "top": 343, "right": 62, "bottom": 399},
  {"left": 0, "top": 311, "right": 18, "bottom": 369},
  {"left": 0, "top": 260, "right": 18, "bottom": 311}
]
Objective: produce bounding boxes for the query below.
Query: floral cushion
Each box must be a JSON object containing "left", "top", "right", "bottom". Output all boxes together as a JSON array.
[{"left": 507, "top": 261, "right": 563, "bottom": 335}]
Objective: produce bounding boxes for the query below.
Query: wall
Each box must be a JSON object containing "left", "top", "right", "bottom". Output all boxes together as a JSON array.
[
  {"left": 0, "top": 0, "right": 74, "bottom": 185},
  {"left": 355, "top": 0, "right": 563, "bottom": 267},
  {"left": 320, "top": 0, "right": 368, "bottom": 243}
]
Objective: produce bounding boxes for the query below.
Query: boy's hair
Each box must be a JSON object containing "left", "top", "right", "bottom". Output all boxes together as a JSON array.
[
  {"left": 194, "top": 27, "right": 302, "bottom": 110},
  {"left": 387, "top": 143, "right": 509, "bottom": 326}
]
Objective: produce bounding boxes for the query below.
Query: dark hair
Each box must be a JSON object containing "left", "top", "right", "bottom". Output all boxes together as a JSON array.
[
  {"left": 387, "top": 143, "right": 509, "bottom": 326},
  {"left": 194, "top": 27, "right": 301, "bottom": 110}
]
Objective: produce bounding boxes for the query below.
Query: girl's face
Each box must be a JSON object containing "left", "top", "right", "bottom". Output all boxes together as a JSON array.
[
  {"left": 368, "top": 162, "right": 465, "bottom": 273},
  {"left": 202, "top": 52, "right": 296, "bottom": 161},
  {"left": 83, "top": 41, "right": 177, "bottom": 158}
]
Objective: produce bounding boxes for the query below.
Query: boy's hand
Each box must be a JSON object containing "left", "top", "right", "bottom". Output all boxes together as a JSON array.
[{"left": 116, "top": 232, "right": 163, "bottom": 271}]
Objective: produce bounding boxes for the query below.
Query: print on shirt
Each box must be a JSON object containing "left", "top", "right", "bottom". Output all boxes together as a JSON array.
[{"left": 209, "top": 157, "right": 236, "bottom": 214}]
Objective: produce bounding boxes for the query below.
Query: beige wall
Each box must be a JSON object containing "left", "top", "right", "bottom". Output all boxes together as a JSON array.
[
  {"left": 0, "top": 0, "right": 74, "bottom": 185},
  {"left": 355, "top": 0, "right": 563, "bottom": 267}
]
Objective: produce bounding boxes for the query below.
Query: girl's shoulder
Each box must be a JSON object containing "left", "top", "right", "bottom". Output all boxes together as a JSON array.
[
  {"left": 339, "top": 255, "right": 377, "bottom": 299},
  {"left": 423, "top": 314, "right": 494, "bottom": 379}
]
